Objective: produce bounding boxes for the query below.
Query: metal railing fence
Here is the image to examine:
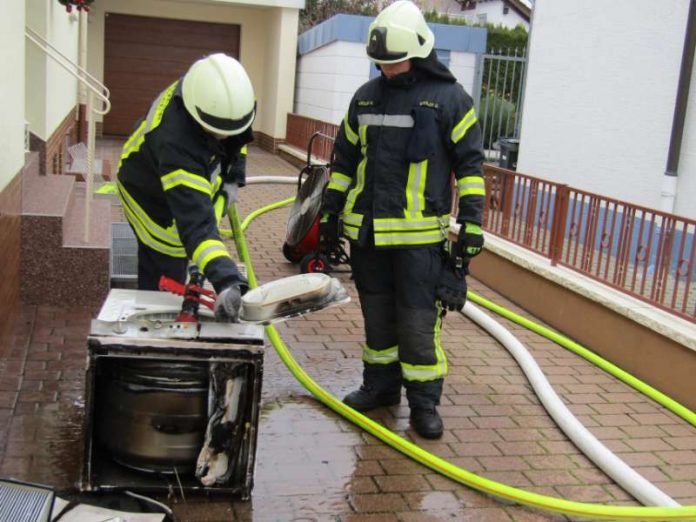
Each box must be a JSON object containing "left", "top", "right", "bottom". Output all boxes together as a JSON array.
[
  {"left": 286, "top": 113, "right": 695, "bottom": 322},
  {"left": 479, "top": 48, "right": 527, "bottom": 162},
  {"left": 484, "top": 165, "right": 695, "bottom": 322}
]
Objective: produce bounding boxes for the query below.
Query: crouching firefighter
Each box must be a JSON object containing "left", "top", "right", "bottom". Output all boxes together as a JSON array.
[
  {"left": 117, "top": 53, "right": 256, "bottom": 321},
  {"left": 320, "top": 0, "right": 485, "bottom": 439}
]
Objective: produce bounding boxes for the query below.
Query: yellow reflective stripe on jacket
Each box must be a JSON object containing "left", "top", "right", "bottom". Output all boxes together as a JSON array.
[
  {"left": 117, "top": 181, "right": 182, "bottom": 246},
  {"left": 343, "top": 112, "right": 359, "bottom": 145},
  {"left": 342, "top": 124, "right": 369, "bottom": 216},
  {"left": 161, "top": 169, "right": 213, "bottom": 195},
  {"left": 118, "top": 120, "right": 146, "bottom": 172},
  {"left": 343, "top": 225, "right": 360, "bottom": 241},
  {"left": 342, "top": 212, "right": 364, "bottom": 227},
  {"left": 374, "top": 215, "right": 449, "bottom": 232},
  {"left": 192, "top": 239, "right": 230, "bottom": 271},
  {"left": 213, "top": 194, "right": 226, "bottom": 224},
  {"left": 240, "top": 145, "right": 248, "bottom": 155},
  {"left": 402, "top": 309, "right": 448, "bottom": 381},
  {"left": 327, "top": 172, "right": 352, "bottom": 193},
  {"left": 342, "top": 212, "right": 363, "bottom": 241},
  {"left": 374, "top": 230, "right": 447, "bottom": 247},
  {"left": 119, "top": 82, "right": 178, "bottom": 168},
  {"left": 121, "top": 203, "right": 186, "bottom": 258},
  {"left": 457, "top": 175, "right": 485, "bottom": 197},
  {"left": 405, "top": 160, "right": 428, "bottom": 219},
  {"left": 362, "top": 344, "right": 399, "bottom": 365},
  {"left": 451, "top": 107, "right": 477, "bottom": 144}
]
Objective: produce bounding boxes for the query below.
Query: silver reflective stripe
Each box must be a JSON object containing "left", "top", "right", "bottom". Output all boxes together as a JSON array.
[
  {"left": 374, "top": 215, "right": 449, "bottom": 231},
  {"left": 193, "top": 241, "right": 228, "bottom": 270},
  {"left": 374, "top": 230, "right": 446, "bottom": 244},
  {"left": 406, "top": 161, "right": 426, "bottom": 217},
  {"left": 343, "top": 213, "right": 364, "bottom": 226},
  {"left": 362, "top": 345, "right": 399, "bottom": 365},
  {"left": 357, "top": 114, "right": 414, "bottom": 128}
]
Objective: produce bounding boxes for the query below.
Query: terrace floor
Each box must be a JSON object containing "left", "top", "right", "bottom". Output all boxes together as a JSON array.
[{"left": 1, "top": 140, "right": 695, "bottom": 521}]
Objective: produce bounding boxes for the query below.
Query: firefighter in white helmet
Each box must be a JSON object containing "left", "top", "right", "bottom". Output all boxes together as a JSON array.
[
  {"left": 117, "top": 53, "right": 256, "bottom": 321},
  {"left": 321, "top": 1, "right": 486, "bottom": 438}
]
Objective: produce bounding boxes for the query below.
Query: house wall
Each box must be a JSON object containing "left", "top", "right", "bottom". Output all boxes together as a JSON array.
[
  {"left": 295, "top": 41, "right": 371, "bottom": 125},
  {"left": 294, "top": 14, "right": 486, "bottom": 125},
  {"left": 88, "top": 0, "right": 299, "bottom": 142},
  {"left": 419, "top": 0, "right": 529, "bottom": 29},
  {"left": 0, "top": 4, "right": 25, "bottom": 347},
  {"left": 517, "top": 0, "right": 696, "bottom": 219},
  {"left": 295, "top": 45, "right": 481, "bottom": 125},
  {"left": 25, "top": 0, "right": 79, "bottom": 141},
  {"left": 259, "top": 7, "right": 300, "bottom": 141}
]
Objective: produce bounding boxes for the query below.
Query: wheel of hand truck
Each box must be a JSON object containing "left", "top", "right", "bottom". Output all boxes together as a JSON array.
[
  {"left": 282, "top": 242, "right": 303, "bottom": 263},
  {"left": 300, "top": 253, "right": 329, "bottom": 274}
]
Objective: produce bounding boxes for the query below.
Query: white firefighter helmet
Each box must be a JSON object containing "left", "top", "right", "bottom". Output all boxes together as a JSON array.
[
  {"left": 182, "top": 53, "right": 256, "bottom": 137},
  {"left": 366, "top": 0, "right": 435, "bottom": 64}
]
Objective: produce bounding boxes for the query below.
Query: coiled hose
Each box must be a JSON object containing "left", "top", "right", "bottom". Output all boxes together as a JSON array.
[{"left": 228, "top": 192, "right": 696, "bottom": 520}]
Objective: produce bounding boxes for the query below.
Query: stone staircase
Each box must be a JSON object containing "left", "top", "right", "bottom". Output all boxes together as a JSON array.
[{"left": 20, "top": 152, "right": 111, "bottom": 306}]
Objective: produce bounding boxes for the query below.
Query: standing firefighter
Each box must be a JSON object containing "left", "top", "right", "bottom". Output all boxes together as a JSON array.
[
  {"left": 117, "top": 53, "right": 256, "bottom": 321},
  {"left": 321, "top": 1, "right": 485, "bottom": 438}
]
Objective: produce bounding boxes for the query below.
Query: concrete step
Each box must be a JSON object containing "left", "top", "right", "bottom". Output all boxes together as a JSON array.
[
  {"left": 62, "top": 182, "right": 111, "bottom": 249},
  {"left": 21, "top": 166, "right": 74, "bottom": 217},
  {"left": 20, "top": 158, "right": 111, "bottom": 306}
]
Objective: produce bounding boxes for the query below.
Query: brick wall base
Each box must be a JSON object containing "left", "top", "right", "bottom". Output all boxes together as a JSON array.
[
  {"left": 28, "top": 108, "right": 78, "bottom": 177},
  {"left": 0, "top": 170, "right": 22, "bottom": 350}
]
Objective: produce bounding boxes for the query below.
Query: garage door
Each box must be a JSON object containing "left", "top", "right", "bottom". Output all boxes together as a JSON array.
[{"left": 103, "top": 13, "right": 240, "bottom": 136}]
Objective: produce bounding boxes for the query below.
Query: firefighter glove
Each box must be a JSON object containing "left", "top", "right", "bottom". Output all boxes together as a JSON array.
[
  {"left": 214, "top": 283, "right": 242, "bottom": 322},
  {"left": 319, "top": 213, "right": 340, "bottom": 251},
  {"left": 436, "top": 261, "right": 468, "bottom": 312},
  {"left": 454, "top": 222, "right": 484, "bottom": 258}
]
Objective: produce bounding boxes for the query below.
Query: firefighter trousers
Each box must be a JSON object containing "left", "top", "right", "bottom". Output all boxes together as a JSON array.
[{"left": 350, "top": 242, "right": 448, "bottom": 408}]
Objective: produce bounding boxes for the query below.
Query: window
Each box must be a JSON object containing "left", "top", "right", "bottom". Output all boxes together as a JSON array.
[
  {"left": 477, "top": 13, "right": 488, "bottom": 23},
  {"left": 460, "top": 0, "right": 477, "bottom": 10},
  {"left": 503, "top": 6, "right": 510, "bottom": 14}
]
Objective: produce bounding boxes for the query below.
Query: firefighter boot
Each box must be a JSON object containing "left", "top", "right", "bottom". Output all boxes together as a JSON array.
[
  {"left": 343, "top": 362, "right": 402, "bottom": 412},
  {"left": 405, "top": 379, "right": 444, "bottom": 439}
]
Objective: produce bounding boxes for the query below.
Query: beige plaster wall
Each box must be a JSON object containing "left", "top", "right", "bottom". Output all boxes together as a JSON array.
[
  {"left": 0, "top": 0, "right": 26, "bottom": 191},
  {"left": 88, "top": 0, "right": 299, "bottom": 139},
  {"left": 25, "top": 0, "right": 80, "bottom": 141}
]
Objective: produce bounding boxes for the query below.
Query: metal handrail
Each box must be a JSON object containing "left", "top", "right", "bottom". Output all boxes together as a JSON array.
[
  {"left": 25, "top": 26, "right": 111, "bottom": 115},
  {"left": 25, "top": 23, "right": 111, "bottom": 243}
]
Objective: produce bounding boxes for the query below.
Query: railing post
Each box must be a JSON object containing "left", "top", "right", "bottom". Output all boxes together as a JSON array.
[
  {"left": 549, "top": 184, "right": 570, "bottom": 265},
  {"left": 84, "top": 91, "right": 95, "bottom": 243},
  {"left": 501, "top": 170, "right": 514, "bottom": 236}
]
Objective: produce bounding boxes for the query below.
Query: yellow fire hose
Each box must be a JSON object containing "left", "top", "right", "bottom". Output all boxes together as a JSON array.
[{"left": 228, "top": 201, "right": 696, "bottom": 520}]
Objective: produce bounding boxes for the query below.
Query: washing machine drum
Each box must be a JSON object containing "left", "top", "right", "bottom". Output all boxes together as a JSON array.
[{"left": 97, "top": 360, "right": 209, "bottom": 473}]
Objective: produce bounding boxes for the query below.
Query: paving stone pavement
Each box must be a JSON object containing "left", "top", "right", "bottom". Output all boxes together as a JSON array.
[{"left": 0, "top": 143, "right": 695, "bottom": 521}]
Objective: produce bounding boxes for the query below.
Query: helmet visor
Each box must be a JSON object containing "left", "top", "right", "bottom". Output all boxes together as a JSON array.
[
  {"left": 366, "top": 27, "right": 409, "bottom": 63},
  {"left": 195, "top": 101, "right": 256, "bottom": 136}
]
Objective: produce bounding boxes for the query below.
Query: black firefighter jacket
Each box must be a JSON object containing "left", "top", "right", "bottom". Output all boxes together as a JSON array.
[
  {"left": 117, "top": 80, "right": 251, "bottom": 291},
  {"left": 323, "top": 68, "right": 485, "bottom": 248}
]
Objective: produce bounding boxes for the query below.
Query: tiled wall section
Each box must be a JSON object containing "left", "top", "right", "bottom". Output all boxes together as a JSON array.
[
  {"left": 28, "top": 108, "right": 78, "bottom": 176},
  {"left": 254, "top": 131, "right": 284, "bottom": 153},
  {"left": 0, "top": 171, "right": 22, "bottom": 346}
]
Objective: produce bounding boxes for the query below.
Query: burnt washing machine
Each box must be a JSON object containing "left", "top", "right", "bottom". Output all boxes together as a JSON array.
[{"left": 81, "top": 288, "right": 265, "bottom": 498}]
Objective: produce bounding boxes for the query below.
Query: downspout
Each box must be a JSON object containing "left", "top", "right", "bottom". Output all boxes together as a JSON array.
[{"left": 661, "top": 0, "right": 696, "bottom": 213}]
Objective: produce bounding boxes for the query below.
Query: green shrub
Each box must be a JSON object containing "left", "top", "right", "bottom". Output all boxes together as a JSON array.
[{"left": 478, "top": 94, "right": 517, "bottom": 148}]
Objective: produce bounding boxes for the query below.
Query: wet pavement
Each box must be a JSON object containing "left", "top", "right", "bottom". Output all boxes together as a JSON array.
[{"left": 1, "top": 142, "right": 695, "bottom": 521}]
